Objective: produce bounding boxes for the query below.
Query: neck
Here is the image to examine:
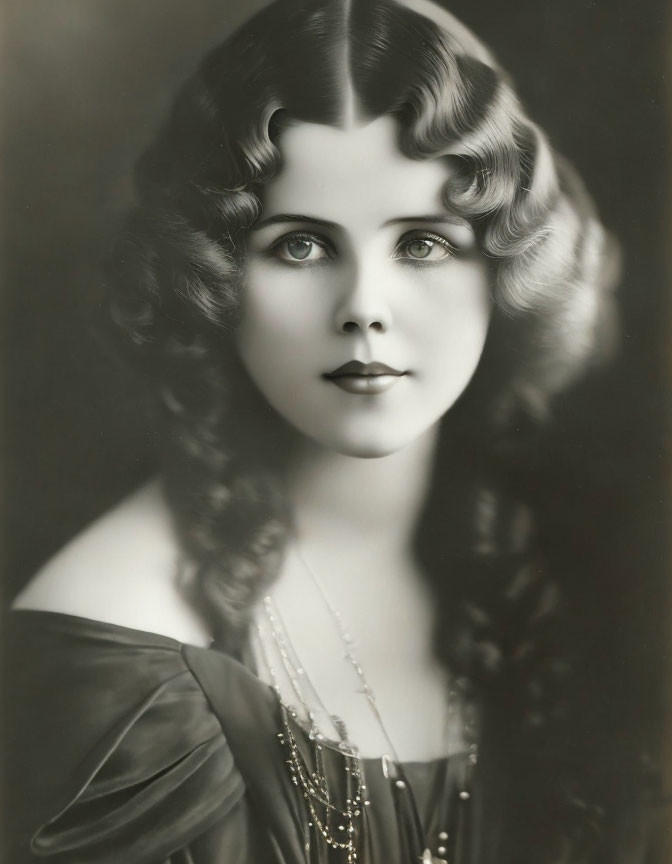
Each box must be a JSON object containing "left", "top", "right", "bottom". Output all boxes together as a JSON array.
[{"left": 285, "top": 425, "right": 439, "bottom": 564}]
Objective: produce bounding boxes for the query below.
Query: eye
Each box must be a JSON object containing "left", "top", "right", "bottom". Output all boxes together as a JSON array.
[
  {"left": 272, "top": 232, "right": 331, "bottom": 263},
  {"left": 394, "top": 232, "right": 456, "bottom": 263}
]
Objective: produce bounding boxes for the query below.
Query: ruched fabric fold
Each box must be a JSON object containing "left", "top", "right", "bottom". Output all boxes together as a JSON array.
[{"left": 5, "top": 611, "right": 246, "bottom": 864}]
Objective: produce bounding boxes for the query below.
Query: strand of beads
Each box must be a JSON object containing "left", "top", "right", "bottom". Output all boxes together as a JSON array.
[
  {"left": 256, "top": 598, "right": 368, "bottom": 863},
  {"left": 278, "top": 706, "right": 365, "bottom": 862},
  {"left": 295, "top": 547, "right": 480, "bottom": 860}
]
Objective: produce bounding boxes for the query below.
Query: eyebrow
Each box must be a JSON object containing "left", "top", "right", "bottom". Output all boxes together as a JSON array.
[
  {"left": 252, "top": 212, "right": 470, "bottom": 231},
  {"left": 385, "top": 214, "right": 470, "bottom": 227},
  {"left": 252, "top": 214, "right": 339, "bottom": 231}
]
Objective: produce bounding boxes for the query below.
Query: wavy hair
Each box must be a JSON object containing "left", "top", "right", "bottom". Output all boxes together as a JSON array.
[{"left": 108, "top": 1, "right": 623, "bottom": 859}]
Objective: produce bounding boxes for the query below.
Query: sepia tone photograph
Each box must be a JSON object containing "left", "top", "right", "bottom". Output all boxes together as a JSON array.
[{"left": 2, "top": 1, "right": 670, "bottom": 861}]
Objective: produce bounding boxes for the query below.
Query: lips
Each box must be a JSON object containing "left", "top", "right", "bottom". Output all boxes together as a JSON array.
[
  {"left": 324, "top": 360, "right": 405, "bottom": 378},
  {"left": 323, "top": 360, "right": 407, "bottom": 395}
]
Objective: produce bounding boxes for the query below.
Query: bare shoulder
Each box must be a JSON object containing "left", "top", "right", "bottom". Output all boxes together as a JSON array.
[{"left": 12, "top": 481, "right": 212, "bottom": 647}]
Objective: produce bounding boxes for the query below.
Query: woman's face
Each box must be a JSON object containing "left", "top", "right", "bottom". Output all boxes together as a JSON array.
[{"left": 236, "top": 116, "right": 492, "bottom": 458}]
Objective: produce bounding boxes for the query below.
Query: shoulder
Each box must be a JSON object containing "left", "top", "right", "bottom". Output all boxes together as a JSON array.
[
  {"left": 6, "top": 610, "right": 244, "bottom": 864},
  {"left": 12, "top": 480, "right": 212, "bottom": 647},
  {"left": 6, "top": 487, "right": 247, "bottom": 860}
]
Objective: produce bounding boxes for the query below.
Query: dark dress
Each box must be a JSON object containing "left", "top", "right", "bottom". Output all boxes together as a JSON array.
[{"left": 4, "top": 610, "right": 484, "bottom": 864}]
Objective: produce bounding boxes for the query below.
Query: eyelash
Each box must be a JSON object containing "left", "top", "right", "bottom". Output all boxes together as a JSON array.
[
  {"left": 268, "top": 232, "right": 333, "bottom": 265},
  {"left": 394, "top": 231, "right": 457, "bottom": 266},
  {"left": 267, "top": 230, "right": 458, "bottom": 265}
]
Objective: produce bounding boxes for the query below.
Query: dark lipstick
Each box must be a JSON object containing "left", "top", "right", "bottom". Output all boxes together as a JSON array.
[{"left": 323, "top": 360, "right": 407, "bottom": 395}]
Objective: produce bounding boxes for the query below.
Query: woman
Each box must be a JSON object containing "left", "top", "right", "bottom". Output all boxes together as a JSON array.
[{"left": 5, "top": 0, "right": 666, "bottom": 862}]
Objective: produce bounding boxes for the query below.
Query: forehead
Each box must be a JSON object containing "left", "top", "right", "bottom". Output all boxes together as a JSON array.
[{"left": 261, "top": 116, "right": 453, "bottom": 226}]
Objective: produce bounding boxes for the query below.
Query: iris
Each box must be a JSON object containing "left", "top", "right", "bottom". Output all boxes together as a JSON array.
[
  {"left": 407, "top": 240, "right": 432, "bottom": 259},
  {"left": 287, "top": 238, "right": 313, "bottom": 260}
]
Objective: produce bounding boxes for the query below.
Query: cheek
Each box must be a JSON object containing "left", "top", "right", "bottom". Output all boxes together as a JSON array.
[
  {"left": 239, "top": 263, "right": 334, "bottom": 332},
  {"left": 412, "top": 264, "right": 492, "bottom": 364},
  {"left": 235, "top": 266, "right": 327, "bottom": 384}
]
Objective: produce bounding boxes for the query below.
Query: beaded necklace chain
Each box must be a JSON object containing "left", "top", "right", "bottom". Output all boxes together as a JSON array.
[
  {"left": 296, "top": 547, "right": 450, "bottom": 771},
  {"left": 294, "top": 546, "right": 479, "bottom": 771},
  {"left": 255, "top": 547, "right": 479, "bottom": 863},
  {"left": 256, "top": 597, "right": 367, "bottom": 863}
]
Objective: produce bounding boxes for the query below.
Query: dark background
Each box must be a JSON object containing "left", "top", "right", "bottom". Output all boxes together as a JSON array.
[
  {"left": 2, "top": 0, "right": 670, "bottom": 650},
  {"left": 1, "top": 1, "right": 671, "bottom": 851}
]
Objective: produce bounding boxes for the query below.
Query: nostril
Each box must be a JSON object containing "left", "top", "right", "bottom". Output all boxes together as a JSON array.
[{"left": 340, "top": 319, "right": 386, "bottom": 334}]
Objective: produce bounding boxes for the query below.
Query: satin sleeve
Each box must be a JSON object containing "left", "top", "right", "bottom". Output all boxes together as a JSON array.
[{"left": 4, "top": 611, "right": 248, "bottom": 864}]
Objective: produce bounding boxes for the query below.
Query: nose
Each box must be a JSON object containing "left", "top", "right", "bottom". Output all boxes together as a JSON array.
[{"left": 333, "top": 262, "right": 392, "bottom": 335}]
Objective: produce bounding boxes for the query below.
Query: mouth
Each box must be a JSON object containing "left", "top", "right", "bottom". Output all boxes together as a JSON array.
[{"left": 322, "top": 360, "right": 408, "bottom": 395}]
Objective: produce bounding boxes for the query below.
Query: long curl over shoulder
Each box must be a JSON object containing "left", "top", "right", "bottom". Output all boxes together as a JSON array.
[{"left": 108, "top": 3, "right": 620, "bottom": 858}]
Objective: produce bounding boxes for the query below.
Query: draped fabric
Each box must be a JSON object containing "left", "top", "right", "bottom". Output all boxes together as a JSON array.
[{"left": 4, "top": 610, "right": 482, "bottom": 864}]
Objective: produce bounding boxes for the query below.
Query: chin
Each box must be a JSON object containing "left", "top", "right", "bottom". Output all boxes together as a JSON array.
[
  {"left": 338, "top": 444, "right": 399, "bottom": 460},
  {"left": 321, "top": 429, "right": 414, "bottom": 459}
]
